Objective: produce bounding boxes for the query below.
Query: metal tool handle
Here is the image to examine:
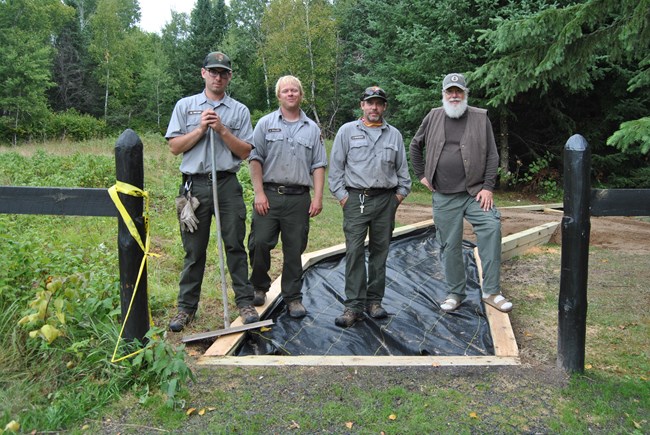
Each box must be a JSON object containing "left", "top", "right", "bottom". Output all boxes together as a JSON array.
[{"left": 209, "top": 130, "right": 231, "bottom": 329}]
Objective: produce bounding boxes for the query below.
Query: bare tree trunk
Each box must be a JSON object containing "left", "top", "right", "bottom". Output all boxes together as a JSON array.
[
  {"left": 302, "top": 0, "right": 321, "bottom": 126},
  {"left": 499, "top": 107, "right": 509, "bottom": 181},
  {"left": 261, "top": 54, "right": 271, "bottom": 110},
  {"left": 104, "top": 66, "right": 110, "bottom": 121}
]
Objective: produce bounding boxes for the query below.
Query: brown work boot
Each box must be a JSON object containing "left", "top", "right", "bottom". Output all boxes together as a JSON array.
[
  {"left": 335, "top": 308, "right": 363, "bottom": 328},
  {"left": 366, "top": 303, "right": 388, "bottom": 319},
  {"left": 169, "top": 310, "right": 194, "bottom": 332},
  {"left": 253, "top": 290, "right": 267, "bottom": 306},
  {"left": 239, "top": 305, "right": 260, "bottom": 324},
  {"left": 287, "top": 300, "right": 307, "bottom": 318}
]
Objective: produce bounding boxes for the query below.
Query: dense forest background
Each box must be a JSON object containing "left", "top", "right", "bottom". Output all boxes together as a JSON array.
[{"left": 1, "top": 0, "right": 648, "bottom": 189}]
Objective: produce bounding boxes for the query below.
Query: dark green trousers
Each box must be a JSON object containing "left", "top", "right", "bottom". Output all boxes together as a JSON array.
[
  {"left": 342, "top": 191, "right": 398, "bottom": 312},
  {"left": 177, "top": 173, "right": 254, "bottom": 312},
  {"left": 248, "top": 190, "right": 310, "bottom": 303}
]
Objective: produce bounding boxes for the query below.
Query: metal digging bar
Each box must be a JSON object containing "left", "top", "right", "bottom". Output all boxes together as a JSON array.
[{"left": 182, "top": 129, "right": 272, "bottom": 343}]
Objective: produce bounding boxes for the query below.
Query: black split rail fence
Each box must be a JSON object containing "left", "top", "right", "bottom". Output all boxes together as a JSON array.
[{"left": 0, "top": 129, "right": 149, "bottom": 343}]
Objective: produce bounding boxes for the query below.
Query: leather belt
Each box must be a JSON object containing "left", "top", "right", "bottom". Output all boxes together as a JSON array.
[
  {"left": 347, "top": 187, "right": 395, "bottom": 196},
  {"left": 183, "top": 172, "right": 233, "bottom": 182},
  {"left": 264, "top": 183, "right": 309, "bottom": 195}
]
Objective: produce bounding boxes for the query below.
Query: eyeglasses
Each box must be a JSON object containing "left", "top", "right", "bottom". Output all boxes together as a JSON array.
[{"left": 206, "top": 69, "right": 230, "bottom": 78}]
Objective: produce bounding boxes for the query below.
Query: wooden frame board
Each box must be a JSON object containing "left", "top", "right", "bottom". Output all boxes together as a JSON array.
[{"left": 200, "top": 218, "right": 560, "bottom": 367}]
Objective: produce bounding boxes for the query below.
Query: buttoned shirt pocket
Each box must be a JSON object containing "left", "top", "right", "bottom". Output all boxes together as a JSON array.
[
  {"left": 348, "top": 136, "right": 369, "bottom": 162},
  {"left": 225, "top": 117, "right": 242, "bottom": 133},
  {"left": 265, "top": 132, "right": 284, "bottom": 149},
  {"left": 186, "top": 111, "right": 202, "bottom": 130},
  {"left": 381, "top": 143, "right": 397, "bottom": 169},
  {"left": 295, "top": 135, "right": 314, "bottom": 158}
]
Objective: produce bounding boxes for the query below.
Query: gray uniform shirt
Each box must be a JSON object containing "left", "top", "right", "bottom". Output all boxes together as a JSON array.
[
  {"left": 328, "top": 119, "right": 412, "bottom": 201},
  {"left": 249, "top": 108, "right": 327, "bottom": 187},
  {"left": 165, "top": 91, "right": 254, "bottom": 174}
]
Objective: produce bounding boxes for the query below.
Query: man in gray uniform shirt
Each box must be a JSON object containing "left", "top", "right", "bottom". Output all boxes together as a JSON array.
[
  {"left": 410, "top": 73, "right": 513, "bottom": 314},
  {"left": 329, "top": 86, "right": 411, "bottom": 328},
  {"left": 165, "top": 51, "right": 259, "bottom": 332},
  {"left": 248, "top": 75, "right": 327, "bottom": 318}
]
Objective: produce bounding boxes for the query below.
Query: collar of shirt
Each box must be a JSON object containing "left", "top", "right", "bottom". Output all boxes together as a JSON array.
[{"left": 200, "top": 91, "right": 233, "bottom": 109}]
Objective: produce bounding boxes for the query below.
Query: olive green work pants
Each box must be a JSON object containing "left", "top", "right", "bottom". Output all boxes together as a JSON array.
[
  {"left": 342, "top": 191, "right": 399, "bottom": 313},
  {"left": 177, "top": 173, "right": 254, "bottom": 313},
  {"left": 248, "top": 190, "right": 310, "bottom": 303}
]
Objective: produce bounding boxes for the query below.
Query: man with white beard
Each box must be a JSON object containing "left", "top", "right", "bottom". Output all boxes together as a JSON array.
[{"left": 410, "top": 73, "right": 513, "bottom": 314}]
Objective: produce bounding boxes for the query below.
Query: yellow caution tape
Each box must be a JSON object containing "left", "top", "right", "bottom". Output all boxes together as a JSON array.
[{"left": 108, "top": 181, "right": 157, "bottom": 363}]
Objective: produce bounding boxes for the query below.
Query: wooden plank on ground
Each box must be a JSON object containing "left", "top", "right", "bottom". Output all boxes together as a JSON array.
[
  {"left": 0, "top": 186, "right": 117, "bottom": 216},
  {"left": 473, "top": 248, "right": 519, "bottom": 358},
  {"left": 501, "top": 222, "right": 559, "bottom": 261},
  {"left": 197, "top": 355, "right": 520, "bottom": 366},
  {"left": 501, "top": 203, "right": 562, "bottom": 211}
]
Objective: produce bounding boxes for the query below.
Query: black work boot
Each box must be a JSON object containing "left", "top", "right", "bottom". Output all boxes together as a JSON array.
[
  {"left": 366, "top": 303, "right": 388, "bottom": 319},
  {"left": 287, "top": 300, "right": 307, "bottom": 318},
  {"left": 239, "top": 305, "right": 260, "bottom": 324},
  {"left": 169, "top": 310, "right": 194, "bottom": 332},
  {"left": 334, "top": 308, "right": 363, "bottom": 327},
  {"left": 253, "top": 290, "right": 267, "bottom": 306}
]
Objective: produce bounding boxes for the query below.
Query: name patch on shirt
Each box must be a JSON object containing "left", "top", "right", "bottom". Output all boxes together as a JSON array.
[
  {"left": 267, "top": 128, "right": 282, "bottom": 132},
  {"left": 188, "top": 110, "right": 202, "bottom": 115},
  {"left": 351, "top": 135, "right": 365, "bottom": 140}
]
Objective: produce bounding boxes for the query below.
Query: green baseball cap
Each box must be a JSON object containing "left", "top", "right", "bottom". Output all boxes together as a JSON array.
[
  {"left": 360, "top": 86, "right": 387, "bottom": 101},
  {"left": 204, "top": 51, "right": 232, "bottom": 71}
]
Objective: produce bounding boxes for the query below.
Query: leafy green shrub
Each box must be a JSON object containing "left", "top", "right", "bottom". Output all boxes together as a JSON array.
[
  {"left": 512, "top": 152, "right": 563, "bottom": 201},
  {"left": 47, "top": 110, "right": 107, "bottom": 141}
]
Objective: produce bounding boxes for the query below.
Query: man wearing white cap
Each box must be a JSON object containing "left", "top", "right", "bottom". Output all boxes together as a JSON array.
[{"left": 410, "top": 73, "right": 513, "bottom": 314}]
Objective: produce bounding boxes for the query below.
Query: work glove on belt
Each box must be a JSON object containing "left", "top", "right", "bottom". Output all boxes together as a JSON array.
[{"left": 175, "top": 189, "right": 200, "bottom": 233}]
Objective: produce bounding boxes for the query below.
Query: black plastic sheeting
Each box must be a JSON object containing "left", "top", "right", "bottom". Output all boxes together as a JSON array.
[{"left": 236, "top": 226, "right": 494, "bottom": 357}]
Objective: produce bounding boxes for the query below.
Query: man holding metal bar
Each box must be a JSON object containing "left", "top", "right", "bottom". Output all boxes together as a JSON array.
[{"left": 166, "top": 51, "right": 259, "bottom": 332}]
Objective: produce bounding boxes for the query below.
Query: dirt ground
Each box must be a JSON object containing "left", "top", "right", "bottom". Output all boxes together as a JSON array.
[{"left": 396, "top": 203, "right": 650, "bottom": 253}]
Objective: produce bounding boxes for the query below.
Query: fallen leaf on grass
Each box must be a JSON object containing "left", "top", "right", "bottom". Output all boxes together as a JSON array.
[
  {"left": 186, "top": 408, "right": 196, "bottom": 416},
  {"left": 585, "top": 364, "right": 593, "bottom": 369},
  {"left": 289, "top": 420, "right": 300, "bottom": 429},
  {"left": 388, "top": 414, "right": 397, "bottom": 421},
  {"left": 4, "top": 420, "right": 20, "bottom": 432},
  {"left": 345, "top": 422, "right": 354, "bottom": 429},
  {"left": 633, "top": 420, "right": 642, "bottom": 429},
  {"left": 198, "top": 408, "right": 206, "bottom": 416},
  {"left": 469, "top": 412, "right": 478, "bottom": 419}
]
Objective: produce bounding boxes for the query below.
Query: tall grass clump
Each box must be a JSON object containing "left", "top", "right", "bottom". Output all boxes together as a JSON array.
[{"left": 0, "top": 148, "right": 193, "bottom": 433}]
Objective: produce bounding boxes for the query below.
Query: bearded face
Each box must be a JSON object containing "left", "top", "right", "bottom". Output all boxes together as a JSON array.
[{"left": 441, "top": 87, "right": 468, "bottom": 118}]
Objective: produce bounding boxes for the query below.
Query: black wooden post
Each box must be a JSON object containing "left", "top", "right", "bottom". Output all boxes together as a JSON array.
[
  {"left": 115, "top": 129, "right": 149, "bottom": 342},
  {"left": 558, "top": 134, "right": 590, "bottom": 373}
]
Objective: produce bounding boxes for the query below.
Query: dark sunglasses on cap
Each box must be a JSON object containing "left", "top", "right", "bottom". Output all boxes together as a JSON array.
[{"left": 361, "top": 86, "right": 387, "bottom": 101}]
